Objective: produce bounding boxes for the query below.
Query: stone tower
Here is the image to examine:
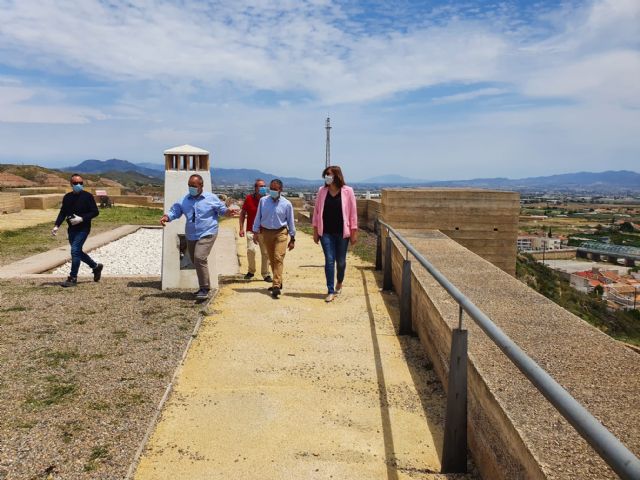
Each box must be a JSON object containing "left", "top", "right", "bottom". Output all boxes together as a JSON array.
[{"left": 161, "top": 144, "right": 216, "bottom": 290}]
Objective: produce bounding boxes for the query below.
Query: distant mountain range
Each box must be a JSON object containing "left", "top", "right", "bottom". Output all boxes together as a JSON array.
[
  {"left": 62, "top": 159, "right": 640, "bottom": 193},
  {"left": 65, "top": 159, "right": 320, "bottom": 187}
]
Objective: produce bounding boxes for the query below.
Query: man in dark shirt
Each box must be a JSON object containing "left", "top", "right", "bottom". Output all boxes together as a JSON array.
[{"left": 52, "top": 174, "right": 103, "bottom": 287}]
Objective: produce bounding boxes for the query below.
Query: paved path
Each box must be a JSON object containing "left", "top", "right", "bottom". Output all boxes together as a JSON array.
[
  {"left": 134, "top": 226, "right": 457, "bottom": 479},
  {"left": 0, "top": 209, "right": 58, "bottom": 232}
]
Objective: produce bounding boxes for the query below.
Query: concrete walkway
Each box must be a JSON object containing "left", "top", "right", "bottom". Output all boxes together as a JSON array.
[
  {"left": 134, "top": 226, "right": 460, "bottom": 479},
  {"left": 0, "top": 208, "right": 58, "bottom": 232}
]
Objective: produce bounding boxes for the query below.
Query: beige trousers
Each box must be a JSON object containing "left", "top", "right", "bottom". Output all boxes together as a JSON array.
[
  {"left": 246, "top": 231, "right": 270, "bottom": 277},
  {"left": 260, "top": 228, "right": 289, "bottom": 288},
  {"left": 187, "top": 234, "right": 217, "bottom": 290}
]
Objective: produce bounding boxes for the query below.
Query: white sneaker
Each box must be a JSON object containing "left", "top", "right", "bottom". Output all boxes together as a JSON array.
[{"left": 325, "top": 293, "right": 335, "bottom": 303}]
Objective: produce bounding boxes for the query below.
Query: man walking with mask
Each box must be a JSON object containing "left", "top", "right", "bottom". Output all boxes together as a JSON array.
[
  {"left": 160, "top": 174, "right": 230, "bottom": 299},
  {"left": 52, "top": 173, "right": 102, "bottom": 288},
  {"left": 239, "top": 178, "right": 272, "bottom": 282},
  {"left": 252, "top": 179, "right": 295, "bottom": 299}
]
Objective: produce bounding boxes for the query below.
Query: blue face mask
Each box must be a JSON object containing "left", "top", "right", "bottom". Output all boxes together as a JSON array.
[
  {"left": 188, "top": 186, "right": 199, "bottom": 197},
  {"left": 269, "top": 189, "right": 280, "bottom": 199},
  {"left": 72, "top": 184, "right": 83, "bottom": 193},
  {"left": 258, "top": 186, "right": 268, "bottom": 196}
]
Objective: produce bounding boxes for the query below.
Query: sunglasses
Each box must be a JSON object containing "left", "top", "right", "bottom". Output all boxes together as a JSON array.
[{"left": 71, "top": 181, "right": 83, "bottom": 185}]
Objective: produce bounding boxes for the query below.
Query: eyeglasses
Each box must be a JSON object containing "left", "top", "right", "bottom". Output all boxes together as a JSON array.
[{"left": 71, "top": 181, "right": 83, "bottom": 185}]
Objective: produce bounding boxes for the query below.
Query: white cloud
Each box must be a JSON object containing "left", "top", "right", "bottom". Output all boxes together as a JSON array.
[
  {"left": 0, "top": 0, "right": 638, "bottom": 179},
  {"left": 431, "top": 87, "right": 508, "bottom": 105},
  {"left": 0, "top": 82, "right": 107, "bottom": 124}
]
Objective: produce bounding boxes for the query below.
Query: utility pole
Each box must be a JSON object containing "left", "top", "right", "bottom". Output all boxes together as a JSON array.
[{"left": 325, "top": 117, "right": 331, "bottom": 169}]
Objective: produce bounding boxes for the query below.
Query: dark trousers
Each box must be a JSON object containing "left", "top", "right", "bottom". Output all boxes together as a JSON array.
[
  {"left": 68, "top": 230, "right": 97, "bottom": 278},
  {"left": 320, "top": 233, "right": 349, "bottom": 294}
]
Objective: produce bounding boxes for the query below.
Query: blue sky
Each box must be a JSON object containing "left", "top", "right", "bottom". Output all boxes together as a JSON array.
[{"left": 0, "top": 0, "right": 638, "bottom": 181}]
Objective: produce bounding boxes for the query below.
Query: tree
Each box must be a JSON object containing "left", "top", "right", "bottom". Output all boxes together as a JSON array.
[{"left": 620, "top": 222, "right": 636, "bottom": 233}]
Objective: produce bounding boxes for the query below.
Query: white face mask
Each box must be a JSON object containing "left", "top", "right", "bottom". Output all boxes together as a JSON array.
[{"left": 324, "top": 175, "right": 334, "bottom": 185}]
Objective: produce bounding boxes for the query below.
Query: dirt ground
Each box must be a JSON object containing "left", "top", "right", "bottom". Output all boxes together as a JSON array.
[{"left": 0, "top": 278, "right": 208, "bottom": 479}]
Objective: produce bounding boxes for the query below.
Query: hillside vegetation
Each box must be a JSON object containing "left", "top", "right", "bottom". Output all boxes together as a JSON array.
[
  {"left": 516, "top": 253, "right": 640, "bottom": 346},
  {"left": 0, "top": 164, "right": 160, "bottom": 191}
]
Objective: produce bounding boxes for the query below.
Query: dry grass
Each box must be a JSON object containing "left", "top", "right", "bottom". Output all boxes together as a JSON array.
[{"left": 0, "top": 278, "right": 209, "bottom": 479}]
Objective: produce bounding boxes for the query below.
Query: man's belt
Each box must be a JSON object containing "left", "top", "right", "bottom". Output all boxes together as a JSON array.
[{"left": 262, "top": 226, "right": 287, "bottom": 232}]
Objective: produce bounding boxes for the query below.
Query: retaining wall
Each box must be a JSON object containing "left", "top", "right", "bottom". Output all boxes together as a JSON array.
[
  {"left": 0, "top": 192, "right": 22, "bottom": 214},
  {"left": 22, "top": 194, "right": 64, "bottom": 209},
  {"left": 382, "top": 228, "right": 640, "bottom": 480},
  {"left": 100, "top": 195, "right": 154, "bottom": 206},
  {"left": 356, "top": 199, "right": 381, "bottom": 231}
]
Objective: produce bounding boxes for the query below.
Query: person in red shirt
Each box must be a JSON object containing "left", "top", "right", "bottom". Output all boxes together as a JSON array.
[{"left": 239, "top": 178, "right": 272, "bottom": 281}]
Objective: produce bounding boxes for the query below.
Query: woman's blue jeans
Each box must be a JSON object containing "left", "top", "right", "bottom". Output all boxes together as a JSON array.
[
  {"left": 320, "top": 234, "right": 350, "bottom": 294},
  {"left": 68, "top": 230, "right": 97, "bottom": 278}
]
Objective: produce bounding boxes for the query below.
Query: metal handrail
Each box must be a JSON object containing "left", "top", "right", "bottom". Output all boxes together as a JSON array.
[{"left": 378, "top": 219, "right": 640, "bottom": 480}]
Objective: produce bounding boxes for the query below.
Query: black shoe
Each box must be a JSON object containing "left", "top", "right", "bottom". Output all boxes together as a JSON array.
[
  {"left": 244, "top": 272, "right": 254, "bottom": 280},
  {"left": 61, "top": 276, "right": 77, "bottom": 288},
  {"left": 263, "top": 275, "right": 272, "bottom": 283},
  {"left": 93, "top": 264, "right": 103, "bottom": 282},
  {"left": 271, "top": 287, "right": 281, "bottom": 298},
  {"left": 195, "top": 288, "right": 210, "bottom": 300}
]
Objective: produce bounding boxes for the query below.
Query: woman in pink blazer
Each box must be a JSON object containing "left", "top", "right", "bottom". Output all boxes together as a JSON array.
[{"left": 312, "top": 165, "right": 358, "bottom": 302}]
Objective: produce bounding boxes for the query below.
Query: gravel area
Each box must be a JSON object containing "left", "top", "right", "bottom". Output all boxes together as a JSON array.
[
  {"left": 52, "top": 228, "right": 162, "bottom": 276},
  {"left": 0, "top": 278, "right": 207, "bottom": 479}
]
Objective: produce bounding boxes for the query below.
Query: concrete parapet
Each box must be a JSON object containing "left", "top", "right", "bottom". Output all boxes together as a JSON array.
[
  {"left": 288, "top": 197, "right": 305, "bottom": 209},
  {"left": 529, "top": 249, "right": 577, "bottom": 261},
  {"left": 381, "top": 188, "right": 519, "bottom": 275},
  {"left": 5, "top": 186, "right": 68, "bottom": 195},
  {"left": 100, "top": 195, "right": 154, "bottom": 206},
  {"left": 88, "top": 186, "right": 122, "bottom": 196},
  {"left": 296, "top": 210, "right": 311, "bottom": 224},
  {"left": 22, "top": 193, "right": 64, "bottom": 209},
  {"left": 357, "top": 198, "right": 381, "bottom": 231},
  {"left": 0, "top": 192, "right": 22, "bottom": 214},
  {"left": 383, "top": 228, "right": 640, "bottom": 480}
]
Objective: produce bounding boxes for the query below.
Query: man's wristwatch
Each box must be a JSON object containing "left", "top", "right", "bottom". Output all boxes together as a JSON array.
[{"left": 290, "top": 237, "right": 295, "bottom": 242}]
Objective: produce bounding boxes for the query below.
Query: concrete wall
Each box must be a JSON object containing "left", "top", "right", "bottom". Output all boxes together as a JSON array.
[
  {"left": 381, "top": 189, "right": 519, "bottom": 275},
  {"left": 288, "top": 197, "right": 305, "bottom": 209},
  {"left": 296, "top": 210, "right": 311, "bottom": 224},
  {"left": 5, "top": 187, "right": 68, "bottom": 195},
  {"left": 382, "top": 229, "right": 640, "bottom": 480},
  {"left": 88, "top": 187, "right": 122, "bottom": 196},
  {"left": 356, "top": 199, "right": 381, "bottom": 231},
  {"left": 94, "top": 195, "right": 154, "bottom": 206},
  {"left": 22, "top": 194, "right": 64, "bottom": 209},
  {"left": 529, "top": 249, "right": 577, "bottom": 260},
  {"left": 0, "top": 192, "right": 22, "bottom": 214}
]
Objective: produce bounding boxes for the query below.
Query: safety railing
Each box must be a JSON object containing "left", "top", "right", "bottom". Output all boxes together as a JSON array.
[{"left": 375, "top": 220, "right": 640, "bottom": 479}]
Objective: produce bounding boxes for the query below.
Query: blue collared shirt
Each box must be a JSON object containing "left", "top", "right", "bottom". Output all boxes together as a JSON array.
[
  {"left": 168, "top": 191, "right": 228, "bottom": 241},
  {"left": 252, "top": 195, "right": 296, "bottom": 237}
]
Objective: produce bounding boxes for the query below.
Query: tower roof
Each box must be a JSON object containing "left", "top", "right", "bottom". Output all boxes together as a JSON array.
[{"left": 164, "top": 144, "right": 209, "bottom": 155}]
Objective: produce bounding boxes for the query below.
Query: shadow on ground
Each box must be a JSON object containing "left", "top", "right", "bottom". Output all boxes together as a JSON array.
[{"left": 356, "top": 264, "right": 454, "bottom": 475}]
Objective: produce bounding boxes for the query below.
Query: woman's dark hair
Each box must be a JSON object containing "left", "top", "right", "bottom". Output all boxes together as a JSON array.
[{"left": 322, "top": 165, "right": 345, "bottom": 188}]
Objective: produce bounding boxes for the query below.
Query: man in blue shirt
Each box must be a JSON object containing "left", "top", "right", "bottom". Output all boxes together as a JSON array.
[
  {"left": 252, "top": 179, "right": 295, "bottom": 298},
  {"left": 160, "top": 174, "right": 230, "bottom": 299}
]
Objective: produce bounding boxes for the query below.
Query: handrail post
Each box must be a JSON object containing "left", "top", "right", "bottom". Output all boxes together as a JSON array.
[
  {"left": 441, "top": 328, "right": 468, "bottom": 473},
  {"left": 383, "top": 234, "right": 393, "bottom": 291},
  {"left": 375, "top": 230, "right": 382, "bottom": 271},
  {"left": 399, "top": 258, "right": 413, "bottom": 335}
]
